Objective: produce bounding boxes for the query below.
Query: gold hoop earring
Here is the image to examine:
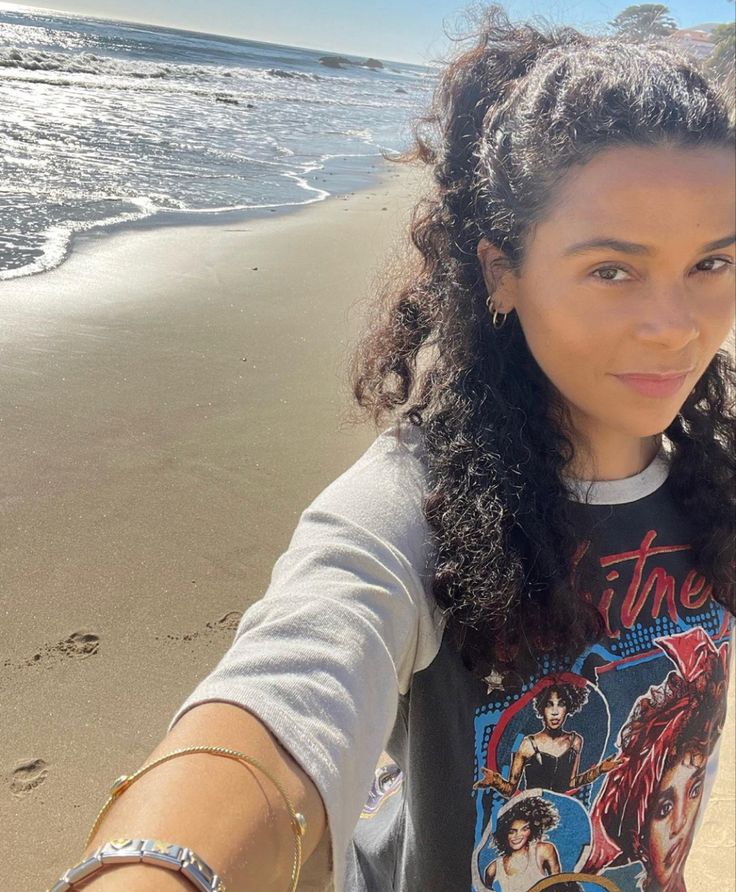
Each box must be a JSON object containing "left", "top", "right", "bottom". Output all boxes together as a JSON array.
[{"left": 486, "top": 294, "right": 509, "bottom": 329}]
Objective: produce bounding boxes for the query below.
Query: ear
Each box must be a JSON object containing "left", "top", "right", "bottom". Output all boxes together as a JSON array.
[{"left": 477, "top": 238, "right": 518, "bottom": 313}]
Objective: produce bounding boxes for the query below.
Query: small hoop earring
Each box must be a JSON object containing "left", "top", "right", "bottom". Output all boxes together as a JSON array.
[{"left": 486, "top": 294, "right": 509, "bottom": 329}]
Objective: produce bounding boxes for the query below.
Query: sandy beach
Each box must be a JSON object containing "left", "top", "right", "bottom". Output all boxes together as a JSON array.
[{"left": 2, "top": 162, "right": 733, "bottom": 892}]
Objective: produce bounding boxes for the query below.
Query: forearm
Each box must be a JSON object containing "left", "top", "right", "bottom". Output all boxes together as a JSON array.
[
  {"left": 570, "top": 763, "right": 602, "bottom": 788},
  {"left": 484, "top": 772, "right": 515, "bottom": 797},
  {"left": 494, "top": 776, "right": 515, "bottom": 797},
  {"left": 63, "top": 702, "right": 327, "bottom": 892}
]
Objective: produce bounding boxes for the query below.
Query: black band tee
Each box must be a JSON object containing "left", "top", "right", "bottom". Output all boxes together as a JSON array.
[{"left": 169, "top": 422, "right": 732, "bottom": 892}]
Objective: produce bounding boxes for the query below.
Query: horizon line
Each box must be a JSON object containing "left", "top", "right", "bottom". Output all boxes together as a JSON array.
[{"left": 0, "top": 1, "right": 436, "bottom": 66}]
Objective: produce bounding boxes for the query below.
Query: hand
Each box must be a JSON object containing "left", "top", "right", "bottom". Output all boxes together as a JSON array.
[
  {"left": 600, "top": 754, "right": 625, "bottom": 774},
  {"left": 473, "top": 767, "right": 501, "bottom": 790}
]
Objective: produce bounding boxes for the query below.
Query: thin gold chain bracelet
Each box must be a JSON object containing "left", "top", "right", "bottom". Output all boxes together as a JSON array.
[{"left": 87, "top": 745, "right": 307, "bottom": 892}]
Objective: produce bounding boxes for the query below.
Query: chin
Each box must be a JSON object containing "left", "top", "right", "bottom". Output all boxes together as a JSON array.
[
  {"left": 637, "top": 422, "right": 672, "bottom": 439},
  {"left": 611, "top": 414, "right": 675, "bottom": 441}
]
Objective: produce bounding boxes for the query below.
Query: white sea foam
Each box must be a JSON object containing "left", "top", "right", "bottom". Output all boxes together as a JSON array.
[
  {"left": 0, "top": 45, "right": 210, "bottom": 79},
  {"left": 0, "top": 6, "right": 433, "bottom": 280},
  {"left": 0, "top": 196, "right": 159, "bottom": 281}
]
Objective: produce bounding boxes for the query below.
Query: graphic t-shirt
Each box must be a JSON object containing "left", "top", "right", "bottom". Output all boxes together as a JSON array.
[{"left": 168, "top": 422, "right": 732, "bottom": 892}]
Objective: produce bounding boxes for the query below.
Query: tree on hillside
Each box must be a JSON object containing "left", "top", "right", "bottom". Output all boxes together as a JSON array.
[
  {"left": 705, "top": 22, "right": 735, "bottom": 87},
  {"left": 609, "top": 4, "right": 678, "bottom": 41}
]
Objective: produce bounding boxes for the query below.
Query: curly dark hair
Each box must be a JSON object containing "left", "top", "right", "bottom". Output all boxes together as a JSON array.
[
  {"left": 347, "top": 5, "right": 736, "bottom": 680},
  {"left": 533, "top": 681, "right": 589, "bottom": 721},
  {"left": 493, "top": 795, "right": 559, "bottom": 855}
]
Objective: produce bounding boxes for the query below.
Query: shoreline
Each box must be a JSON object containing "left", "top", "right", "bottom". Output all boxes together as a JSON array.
[{"left": 0, "top": 152, "right": 402, "bottom": 285}]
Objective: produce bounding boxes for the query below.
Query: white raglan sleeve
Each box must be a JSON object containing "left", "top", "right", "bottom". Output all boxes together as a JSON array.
[{"left": 167, "top": 423, "right": 441, "bottom": 891}]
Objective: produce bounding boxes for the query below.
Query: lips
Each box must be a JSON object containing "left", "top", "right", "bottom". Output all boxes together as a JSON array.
[
  {"left": 619, "top": 370, "right": 692, "bottom": 378},
  {"left": 613, "top": 372, "right": 691, "bottom": 398}
]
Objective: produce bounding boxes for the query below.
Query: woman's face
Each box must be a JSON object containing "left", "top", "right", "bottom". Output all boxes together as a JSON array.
[
  {"left": 481, "top": 145, "right": 735, "bottom": 470},
  {"left": 644, "top": 747, "right": 706, "bottom": 888},
  {"left": 507, "top": 818, "right": 532, "bottom": 852},
  {"left": 542, "top": 690, "right": 568, "bottom": 731}
]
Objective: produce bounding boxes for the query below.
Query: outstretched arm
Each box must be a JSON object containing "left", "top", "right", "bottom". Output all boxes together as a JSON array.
[
  {"left": 570, "top": 753, "right": 623, "bottom": 789},
  {"left": 69, "top": 702, "right": 327, "bottom": 891},
  {"left": 473, "top": 740, "right": 531, "bottom": 797}
]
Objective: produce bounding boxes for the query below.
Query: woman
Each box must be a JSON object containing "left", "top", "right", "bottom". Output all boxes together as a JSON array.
[
  {"left": 583, "top": 628, "right": 730, "bottom": 892},
  {"left": 485, "top": 794, "right": 562, "bottom": 892},
  {"left": 49, "top": 6, "right": 734, "bottom": 892},
  {"left": 474, "top": 679, "right": 621, "bottom": 795}
]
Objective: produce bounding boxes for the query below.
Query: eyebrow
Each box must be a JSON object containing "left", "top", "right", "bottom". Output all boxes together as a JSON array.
[
  {"left": 655, "top": 765, "right": 706, "bottom": 808},
  {"left": 562, "top": 233, "right": 736, "bottom": 257}
]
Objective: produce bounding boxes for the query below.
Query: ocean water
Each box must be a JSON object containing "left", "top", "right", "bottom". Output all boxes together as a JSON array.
[{"left": 0, "top": 3, "right": 435, "bottom": 280}]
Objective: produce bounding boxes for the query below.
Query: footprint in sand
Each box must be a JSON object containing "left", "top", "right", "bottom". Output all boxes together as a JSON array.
[
  {"left": 205, "top": 611, "right": 243, "bottom": 633},
  {"left": 56, "top": 631, "right": 100, "bottom": 659},
  {"left": 10, "top": 758, "right": 49, "bottom": 797},
  {"left": 156, "top": 611, "right": 243, "bottom": 645},
  {"left": 3, "top": 630, "right": 101, "bottom": 672}
]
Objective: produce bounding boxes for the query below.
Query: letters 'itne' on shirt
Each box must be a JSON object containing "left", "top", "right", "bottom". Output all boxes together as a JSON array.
[{"left": 169, "top": 422, "right": 732, "bottom": 892}]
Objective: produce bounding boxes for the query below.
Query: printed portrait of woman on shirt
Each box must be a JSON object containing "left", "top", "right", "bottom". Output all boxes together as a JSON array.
[
  {"left": 474, "top": 678, "right": 620, "bottom": 796},
  {"left": 583, "top": 628, "right": 730, "bottom": 892},
  {"left": 484, "top": 792, "right": 565, "bottom": 892}
]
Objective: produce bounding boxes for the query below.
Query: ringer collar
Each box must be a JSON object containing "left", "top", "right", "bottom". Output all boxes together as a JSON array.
[{"left": 564, "top": 443, "right": 672, "bottom": 505}]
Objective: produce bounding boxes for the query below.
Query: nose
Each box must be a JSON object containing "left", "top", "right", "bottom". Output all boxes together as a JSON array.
[
  {"left": 635, "top": 282, "right": 699, "bottom": 350},
  {"left": 669, "top": 799, "right": 688, "bottom": 838}
]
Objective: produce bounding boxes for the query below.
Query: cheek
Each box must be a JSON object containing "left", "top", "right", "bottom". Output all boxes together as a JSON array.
[
  {"left": 713, "top": 307, "right": 735, "bottom": 357},
  {"left": 516, "top": 294, "right": 611, "bottom": 391},
  {"left": 645, "top": 812, "right": 672, "bottom": 861},
  {"left": 700, "top": 284, "right": 736, "bottom": 339}
]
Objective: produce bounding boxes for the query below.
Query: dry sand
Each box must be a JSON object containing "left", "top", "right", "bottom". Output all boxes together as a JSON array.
[{"left": 1, "top": 162, "right": 733, "bottom": 892}]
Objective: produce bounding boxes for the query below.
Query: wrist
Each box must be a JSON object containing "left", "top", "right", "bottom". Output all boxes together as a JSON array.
[
  {"left": 51, "top": 838, "right": 225, "bottom": 892},
  {"left": 77, "top": 864, "right": 193, "bottom": 891}
]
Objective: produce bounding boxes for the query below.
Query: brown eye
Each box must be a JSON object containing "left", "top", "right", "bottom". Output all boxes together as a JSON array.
[
  {"left": 655, "top": 797, "right": 674, "bottom": 820},
  {"left": 694, "top": 257, "right": 732, "bottom": 275},
  {"left": 591, "top": 265, "right": 631, "bottom": 282}
]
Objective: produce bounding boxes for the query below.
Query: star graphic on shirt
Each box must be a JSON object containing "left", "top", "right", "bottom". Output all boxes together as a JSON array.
[{"left": 483, "top": 669, "right": 505, "bottom": 695}]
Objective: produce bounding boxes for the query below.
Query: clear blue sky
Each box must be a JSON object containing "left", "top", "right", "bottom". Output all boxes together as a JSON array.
[{"left": 4, "top": 0, "right": 733, "bottom": 63}]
